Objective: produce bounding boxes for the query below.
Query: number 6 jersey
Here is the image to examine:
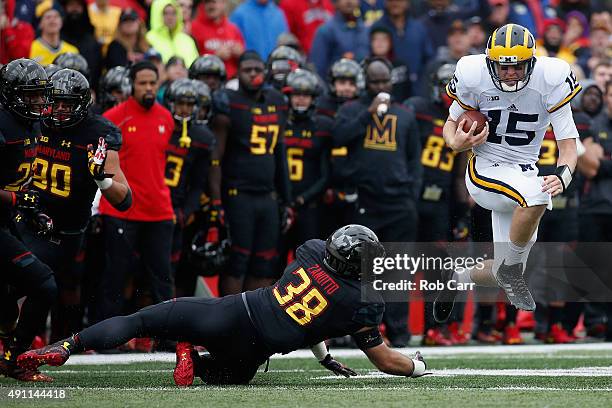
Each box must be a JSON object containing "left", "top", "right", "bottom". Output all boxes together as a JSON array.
[{"left": 446, "top": 55, "right": 581, "bottom": 164}]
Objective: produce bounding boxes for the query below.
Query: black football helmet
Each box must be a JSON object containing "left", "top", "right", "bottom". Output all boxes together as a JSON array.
[
  {"left": 0, "top": 58, "right": 52, "bottom": 120},
  {"left": 189, "top": 55, "right": 227, "bottom": 88},
  {"left": 166, "top": 78, "right": 197, "bottom": 118},
  {"left": 284, "top": 69, "right": 320, "bottom": 120},
  {"left": 431, "top": 62, "right": 456, "bottom": 106},
  {"left": 192, "top": 80, "right": 212, "bottom": 122},
  {"left": 53, "top": 53, "right": 90, "bottom": 80},
  {"left": 47, "top": 69, "right": 92, "bottom": 127},
  {"left": 188, "top": 225, "right": 231, "bottom": 277},
  {"left": 44, "top": 64, "right": 62, "bottom": 78},
  {"left": 328, "top": 58, "right": 362, "bottom": 100},
  {"left": 98, "top": 66, "right": 131, "bottom": 112},
  {"left": 323, "top": 224, "right": 385, "bottom": 280},
  {"left": 266, "top": 45, "right": 303, "bottom": 90}
]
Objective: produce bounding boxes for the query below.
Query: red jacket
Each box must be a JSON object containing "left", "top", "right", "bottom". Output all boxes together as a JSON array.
[
  {"left": 0, "top": 0, "right": 34, "bottom": 64},
  {"left": 279, "top": 0, "right": 334, "bottom": 54},
  {"left": 191, "top": 4, "right": 245, "bottom": 79},
  {"left": 100, "top": 98, "right": 175, "bottom": 222}
]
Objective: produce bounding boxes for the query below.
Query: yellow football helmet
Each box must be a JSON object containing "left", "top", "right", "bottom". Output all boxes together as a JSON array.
[{"left": 486, "top": 24, "right": 536, "bottom": 92}]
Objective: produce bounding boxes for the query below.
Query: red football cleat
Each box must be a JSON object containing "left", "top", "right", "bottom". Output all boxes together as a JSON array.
[
  {"left": 0, "top": 358, "right": 54, "bottom": 382},
  {"left": 31, "top": 335, "right": 46, "bottom": 350},
  {"left": 448, "top": 322, "right": 469, "bottom": 345},
  {"left": 546, "top": 323, "right": 575, "bottom": 344},
  {"left": 174, "top": 342, "right": 196, "bottom": 387},
  {"left": 17, "top": 341, "right": 71, "bottom": 371},
  {"left": 503, "top": 324, "right": 523, "bottom": 345},
  {"left": 422, "top": 328, "right": 453, "bottom": 346}
]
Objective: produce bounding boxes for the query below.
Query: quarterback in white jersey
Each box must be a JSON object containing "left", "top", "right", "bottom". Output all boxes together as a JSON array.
[{"left": 433, "top": 24, "right": 580, "bottom": 321}]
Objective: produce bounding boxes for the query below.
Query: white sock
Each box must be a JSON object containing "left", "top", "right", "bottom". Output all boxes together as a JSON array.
[{"left": 505, "top": 241, "right": 527, "bottom": 265}]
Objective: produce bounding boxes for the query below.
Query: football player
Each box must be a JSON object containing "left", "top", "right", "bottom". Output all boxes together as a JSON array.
[
  {"left": 18, "top": 225, "right": 429, "bottom": 385},
  {"left": 208, "top": 51, "right": 291, "bottom": 296},
  {"left": 21, "top": 69, "right": 131, "bottom": 344},
  {"left": 280, "top": 69, "right": 332, "bottom": 264},
  {"left": 189, "top": 54, "right": 227, "bottom": 92},
  {"left": 0, "top": 58, "right": 56, "bottom": 382},
  {"left": 163, "top": 79, "right": 215, "bottom": 291},
  {"left": 265, "top": 45, "right": 303, "bottom": 91},
  {"left": 96, "top": 66, "right": 131, "bottom": 113},
  {"left": 436, "top": 24, "right": 581, "bottom": 321}
]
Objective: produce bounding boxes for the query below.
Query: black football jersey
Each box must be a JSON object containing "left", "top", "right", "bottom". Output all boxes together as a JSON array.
[
  {"left": 165, "top": 120, "right": 215, "bottom": 214},
  {"left": 245, "top": 239, "right": 385, "bottom": 353},
  {"left": 0, "top": 107, "right": 40, "bottom": 225},
  {"left": 37, "top": 112, "right": 122, "bottom": 232},
  {"left": 284, "top": 115, "right": 332, "bottom": 202},
  {"left": 315, "top": 93, "right": 341, "bottom": 119},
  {"left": 406, "top": 97, "right": 458, "bottom": 202},
  {"left": 221, "top": 88, "right": 288, "bottom": 193}
]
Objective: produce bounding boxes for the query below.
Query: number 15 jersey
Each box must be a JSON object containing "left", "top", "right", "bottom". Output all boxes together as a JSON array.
[{"left": 447, "top": 55, "right": 581, "bottom": 164}]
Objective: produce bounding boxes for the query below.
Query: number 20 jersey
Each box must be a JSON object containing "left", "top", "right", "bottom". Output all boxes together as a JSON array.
[
  {"left": 245, "top": 239, "right": 385, "bottom": 354},
  {"left": 447, "top": 55, "right": 581, "bottom": 164}
]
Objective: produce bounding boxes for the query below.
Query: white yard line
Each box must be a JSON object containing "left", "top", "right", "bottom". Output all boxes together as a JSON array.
[{"left": 64, "top": 343, "right": 612, "bottom": 365}]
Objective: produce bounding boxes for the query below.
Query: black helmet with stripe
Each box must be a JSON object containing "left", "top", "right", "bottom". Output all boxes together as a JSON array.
[{"left": 486, "top": 24, "right": 536, "bottom": 92}]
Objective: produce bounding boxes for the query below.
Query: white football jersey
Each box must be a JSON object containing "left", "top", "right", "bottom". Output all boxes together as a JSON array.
[{"left": 447, "top": 55, "right": 581, "bottom": 164}]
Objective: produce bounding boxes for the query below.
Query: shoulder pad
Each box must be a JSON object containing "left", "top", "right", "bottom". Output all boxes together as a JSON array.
[
  {"left": 456, "top": 54, "right": 486, "bottom": 90},
  {"left": 212, "top": 89, "right": 230, "bottom": 116},
  {"left": 97, "top": 115, "right": 122, "bottom": 151},
  {"left": 539, "top": 56, "right": 571, "bottom": 88}
]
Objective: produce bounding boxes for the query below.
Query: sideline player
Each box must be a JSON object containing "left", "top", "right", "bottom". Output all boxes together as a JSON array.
[
  {"left": 435, "top": 24, "right": 580, "bottom": 321},
  {"left": 19, "top": 225, "right": 428, "bottom": 385}
]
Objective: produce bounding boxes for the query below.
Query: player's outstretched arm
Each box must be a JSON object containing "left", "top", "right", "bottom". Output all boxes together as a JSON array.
[{"left": 311, "top": 341, "right": 357, "bottom": 378}]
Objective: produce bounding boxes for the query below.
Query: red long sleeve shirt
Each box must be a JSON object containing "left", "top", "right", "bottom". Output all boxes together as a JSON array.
[
  {"left": 279, "top": 0, "right": 334, "bottom": 54},
  {"left": 99, "top": 97, "right": 175, "bottom": 221}
]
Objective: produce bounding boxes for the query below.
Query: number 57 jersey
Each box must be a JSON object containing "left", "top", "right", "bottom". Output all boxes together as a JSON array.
[
  {"left": 446, "top": 55, "right": 581, "bottom": 164},
  {"left": 244, "top": 239, "right": 385, "bottom": 354}
]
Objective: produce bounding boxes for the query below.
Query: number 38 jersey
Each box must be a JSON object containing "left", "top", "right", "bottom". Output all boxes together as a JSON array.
[
  {"left": 37, "top": 113, "right": 122, "bottom": 232},
  {"left": 447, "top": 55, "right": 581, "bottom": 164},
  {"left": 245, "top": 239, "right": 385, "bottom": 353}
]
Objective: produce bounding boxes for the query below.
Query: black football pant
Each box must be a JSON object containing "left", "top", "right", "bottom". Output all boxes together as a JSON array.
[
  {"left": 96, "top": 216, "right": 174, "bottom": 322},
  {"left": 19, "top": 228, "right": 84, "bottom": 343},
  {"left": 224, "top": 191, "right": 280, "bottom": 279},
  {"left": 354, "top": 200, "right": 417, "bottom": 344},
  {"left": 77, "top": 295, "right": 269, "bottom": 383},
  {"left": 0, "top": 226, "right": 57, "bottom": 355}
]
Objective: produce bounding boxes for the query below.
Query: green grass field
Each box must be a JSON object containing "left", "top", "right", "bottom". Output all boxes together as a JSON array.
[{"left": 2, "top": 344, "right": 612, "bottom": 407}]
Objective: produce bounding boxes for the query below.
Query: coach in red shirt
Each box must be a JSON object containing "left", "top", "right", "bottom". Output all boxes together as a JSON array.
[
  {"left": 97, "top": 60, "right": 175, "bottom": 321},
  {"left": 191, "top": 0, "right": 245, "bottom": 79}
]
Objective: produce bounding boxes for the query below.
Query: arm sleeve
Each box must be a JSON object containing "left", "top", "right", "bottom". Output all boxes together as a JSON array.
[
  {"left": 550, "top": 103, "right": 579, "bottom": 141},
  {"left": 332, "top": 103, "right": 371, "bottom": 147}
]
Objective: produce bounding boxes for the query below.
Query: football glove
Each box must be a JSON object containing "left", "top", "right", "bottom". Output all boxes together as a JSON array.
[
  {"left": 320, "top": 354, "right": 357, "bottom": 378},
  {"left": 29, "top": 211, "right": 54, "bottom": 236},
  {"left": 87, "top": 137, "right": 114, "bottom": 181},
  {"left": 208, "top": 200, "right": 225, "bottom": 227},
  {"left": 280, "top": 206, "right": 295, "bottom": 234},
  {"left": 13, "top": 190, "right": 41, "bottom": 212}
]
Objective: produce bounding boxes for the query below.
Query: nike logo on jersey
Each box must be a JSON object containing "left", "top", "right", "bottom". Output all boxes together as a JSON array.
[{"left": 507, "top": 104, "right": 518, "bottom": 112}]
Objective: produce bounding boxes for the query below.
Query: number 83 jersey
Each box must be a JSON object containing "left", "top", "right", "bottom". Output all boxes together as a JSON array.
[{"left": 447, "top": 55, "right": 581, "bottom": 164}]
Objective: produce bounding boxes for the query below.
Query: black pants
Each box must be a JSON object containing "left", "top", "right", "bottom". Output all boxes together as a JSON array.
[
  {"left": 224, "top": 191, "right": 280, "bottom": 279},
  {"left": 0, "top": 226, "right": 57, "bottom": 353},
  {"left": 96, "top": 216, "right": 174, "bottom": 322},
  {"left": 78, "top": 295, "right": 270, "bottom": 383},
  {"left": 354, "top": 199, "right": 417, "bottom": 342}
]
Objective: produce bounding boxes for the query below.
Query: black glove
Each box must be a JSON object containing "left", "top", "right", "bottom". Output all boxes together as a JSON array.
[
  {"left": 320, "top": 354, "right": 357, "bottom": 378},
  {"left": 87, "top": 137, "right": 113, "bottom": 181},
  {"left": 14, "top": 190, "right": 41, "bottom": 212},
  {"left": 28, "top": 211, "right": 54, "bottom": 236},
  {"left": 208, "top": 200, "right": 225, "bottom": 227},
  {"left": 280, "top": 206, "right": 295, "bottom": 234}
]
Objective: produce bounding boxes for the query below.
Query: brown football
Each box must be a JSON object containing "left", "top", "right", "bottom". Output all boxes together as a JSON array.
[{"left": 458, "top": 110, "right": 488, "bottom": 134}]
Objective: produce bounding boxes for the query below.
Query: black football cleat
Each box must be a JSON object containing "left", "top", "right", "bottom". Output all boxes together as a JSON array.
[
  {"left": 17, "top": 340, "right": 71, "bottom": 371},
  {"left": 495, "top": 261, "right": 536, "bottom": 311},
  {"left": 433, "top": 268, "right": 457, "bottom": 323}
]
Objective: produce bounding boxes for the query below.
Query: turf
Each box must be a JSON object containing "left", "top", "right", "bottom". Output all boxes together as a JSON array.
[{"left": 1, "top": 348, "right": 612, "bottom": 407}]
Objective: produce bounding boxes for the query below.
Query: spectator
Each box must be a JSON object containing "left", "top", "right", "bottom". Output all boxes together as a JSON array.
[
  {"left": 371, "top": 0, "right": 433, "bottom": 96},
  {"left": 105, "top": 9, "right": 150, "bottom": 70},
  {"left": 419, "top": 0, "right": 490, "bottom": 51},
  {"left": 230, "top": 0, "right": 288, "bottom": 60},
  {"left": 97, "top": 60, "right": 176, "bottom": 322},
  {"left": 432, "top": 19, "right": 472, "bottom": 64},
  {"left": 157, "top": 55, "right": 188, "bottom": 102},
  {"left": 369, "top": 25, "right": 411, "bottom": 102},
  {"left": 144, "top": 47, "right": 166, "bottom": 82},
  {"left": 60, "top": 0, "right": 103, "bottom": 89},
  {"left": 465, "top": 16, "right": 487, "bottom": 52},
  {"left": 147, "top": 0, "right": 199, "bottom": 66},
  {"left": 279, "top": 0, "right": 333, "bottom": 54},
  {"left": 579, "top": 22, "right": 611, "bottom": 77},
  {"left": 563, "top": 10, "right": 590, "bottom": 52},
  {"left": 333, "top": 57, "right": 422, "bottom": 347},
  {"left": 177, "top": 0, "right": 193, "bottom": 34},
  {"left": 87, "top": 0, "right": 121, "bottom": 54},
  {"left": 30, "top": 6, "right": 79, "bottom": 65},
  {"left": 14, "top": 0, "right": 36, "bottom": 25},
  {"left": 360, "top": 0, "right": 384, "bottom": 26},
  {"left": 191, "top": 0, "right": 245, "bottom": 79},
  {"left": 1, "top": 0, "right": 35, "bottom": 64},
  {"left": 536, "top": 19, "right": 578, "bottom": 65},
  {"left": 310, "top": 0, "right": 369, "bottom": 79},
  {"left": 591, "top": 61, "right": 611, "bottom": 93},
  {"left": 484, "top": 0, "right": 510, "bottom": 36}
]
